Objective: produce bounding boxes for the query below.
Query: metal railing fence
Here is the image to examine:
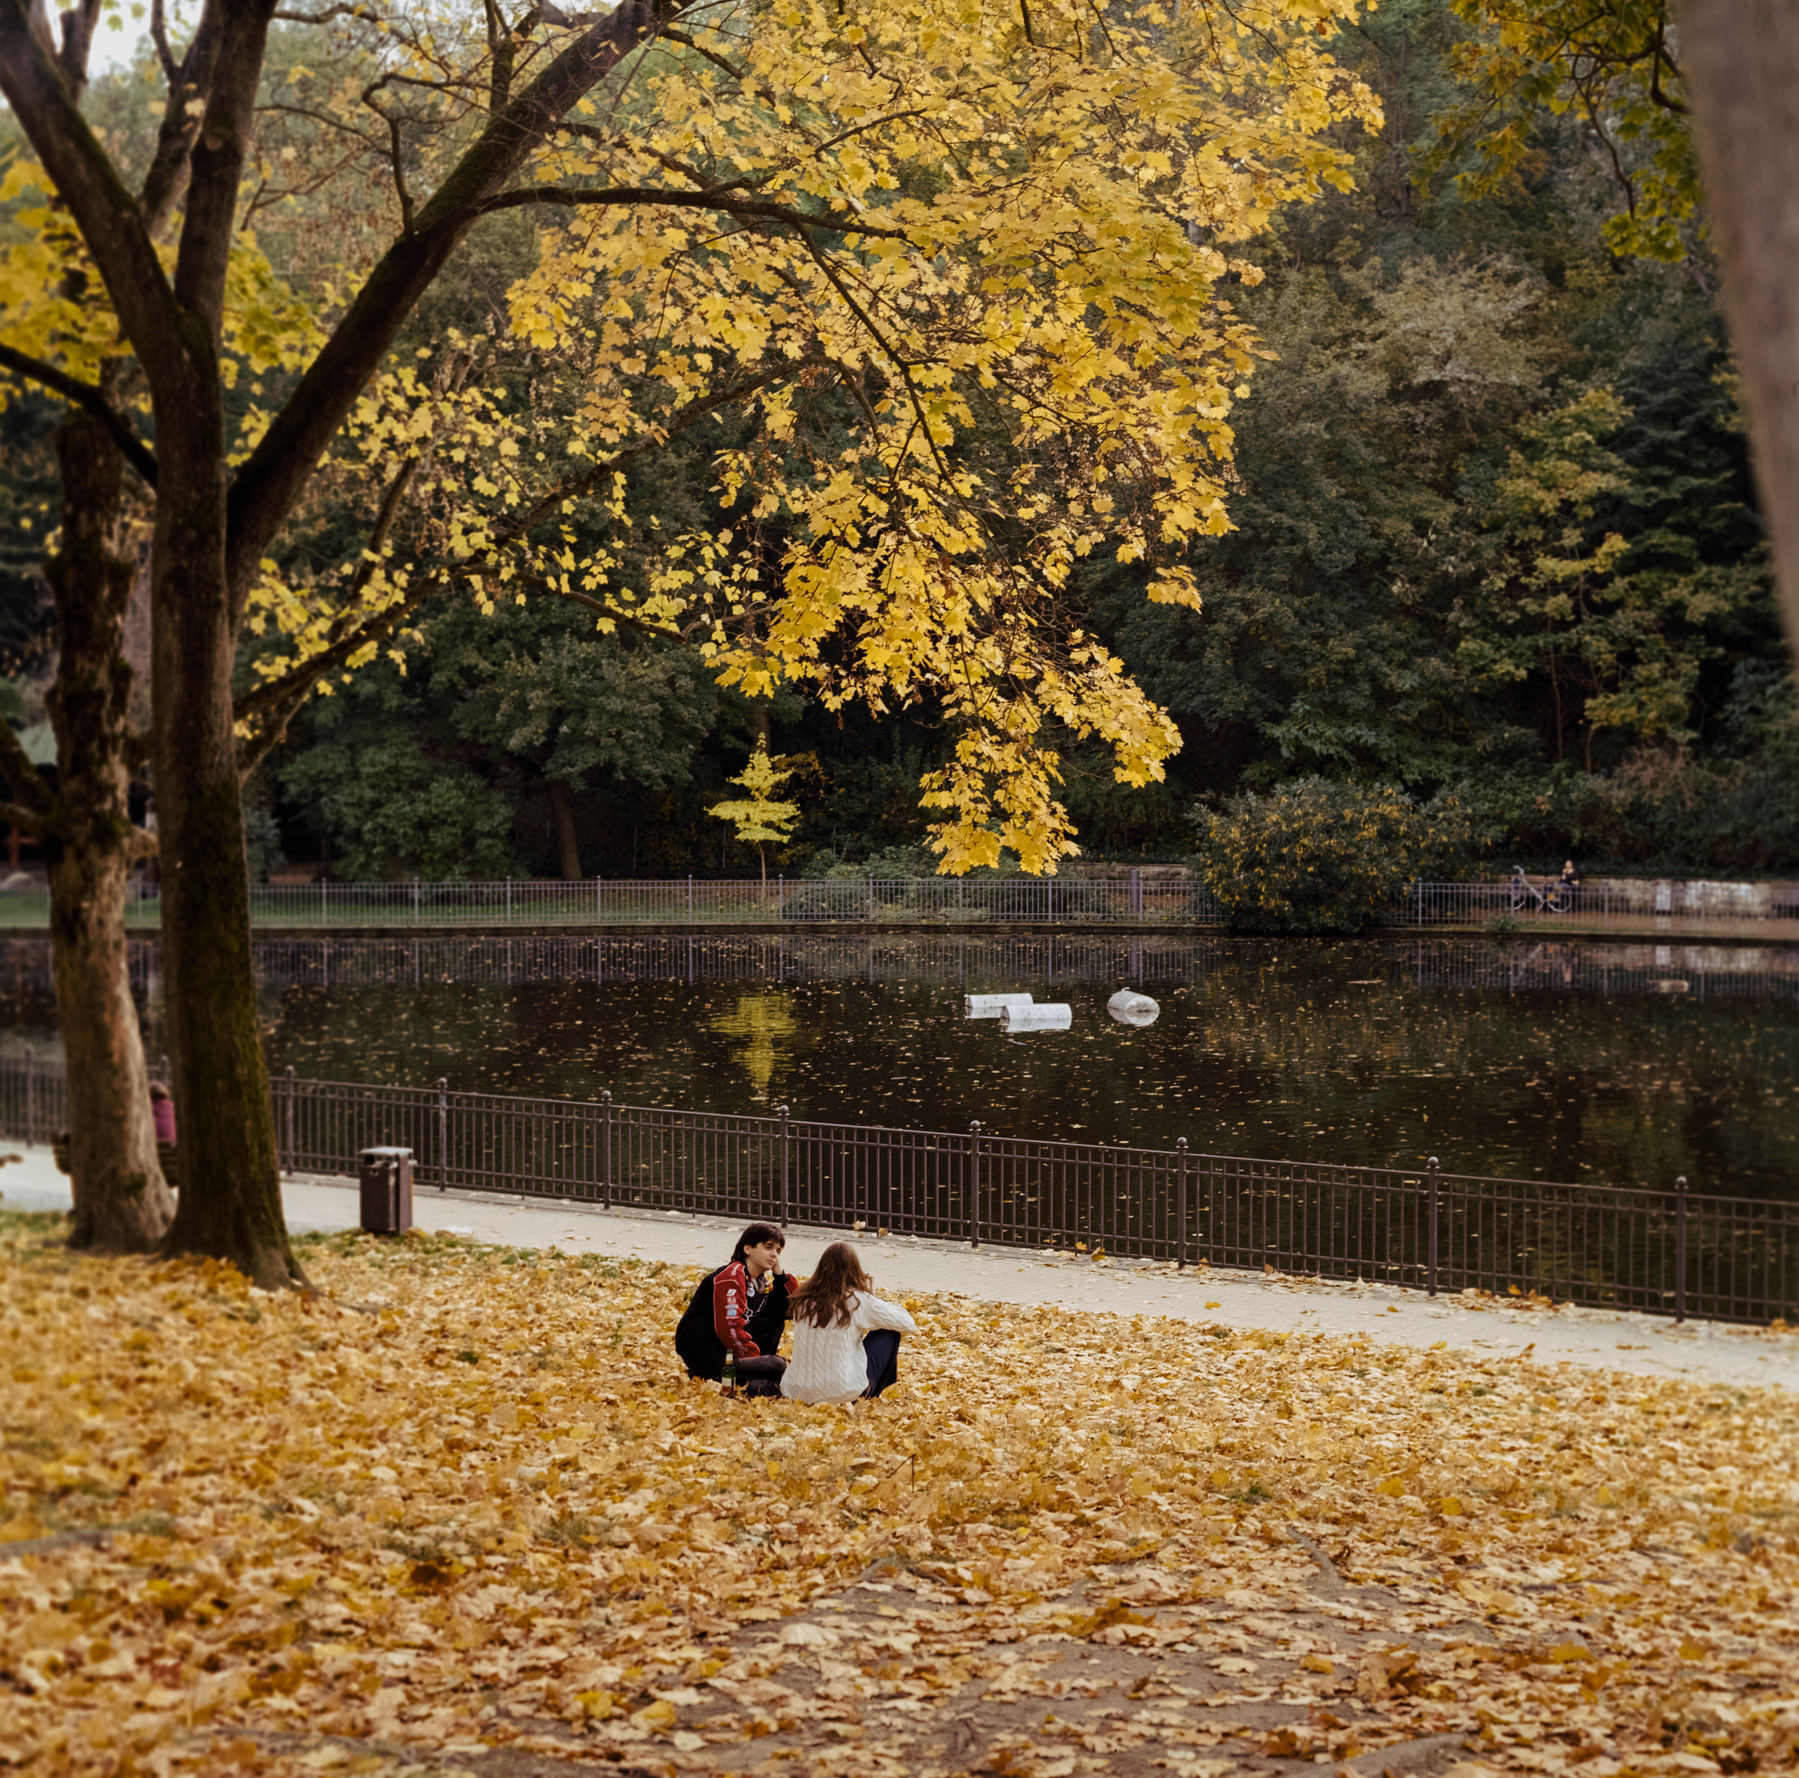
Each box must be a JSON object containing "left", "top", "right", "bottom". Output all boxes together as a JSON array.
[
  {"left": 1, "top": 1053, "right": 1791, "bottom": 1327},
  {"left": 1, "top": 875, "right": 1795, "bottom": 930},
  {"left": 3, "top": 931, "right": 1797, "bottom": 999}
]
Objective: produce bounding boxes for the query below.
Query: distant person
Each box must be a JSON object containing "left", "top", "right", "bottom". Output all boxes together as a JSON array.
[
  {"left": 781, "top": 1242, "right": 917, "bottom": 1404},
  {"left": 1559, "top": 859, "right": 1581, "bottom": 888},
  {"left": 149, "top": 1082, "right": 176, "bottom": 1144},
  {"left": 674, "top": 1222, "right": 795, "bottom": 1397}
]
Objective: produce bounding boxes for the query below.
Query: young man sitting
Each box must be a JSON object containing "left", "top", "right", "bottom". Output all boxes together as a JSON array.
[{"left": 673, "top": 1222, "right": 795, "bottom": 1397}]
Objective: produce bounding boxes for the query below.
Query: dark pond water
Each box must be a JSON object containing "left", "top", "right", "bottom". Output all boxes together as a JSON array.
[{"left": 2, "top": 932, "right": 1795, "bottom": 1197}]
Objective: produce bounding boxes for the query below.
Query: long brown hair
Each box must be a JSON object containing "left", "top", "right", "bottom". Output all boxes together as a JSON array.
[{"left": 791, "top": 1242, "right": 872, "bottom": 1329}]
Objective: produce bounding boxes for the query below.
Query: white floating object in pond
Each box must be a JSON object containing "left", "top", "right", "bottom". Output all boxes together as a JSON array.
[
  {"left": 965, "top": 992, "right": 1034, "bottom": 1019},
  {"left": 1650, "top": 978, "right": 1690, "bottom": 994},
  {"left": 999, "top": 1002, "right": 1072, "bottom": 1032},
  {"left": 1106, "top": 989, "right": 1160, "bottom": 1027}
]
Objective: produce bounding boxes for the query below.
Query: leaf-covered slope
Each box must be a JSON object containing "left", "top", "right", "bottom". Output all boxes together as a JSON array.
[{"left": 0, "top": 1213, "right": 1794, "bottom": 1776}]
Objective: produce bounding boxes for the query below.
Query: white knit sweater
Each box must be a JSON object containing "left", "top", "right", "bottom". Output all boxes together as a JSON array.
[{"left": 780, "top": 1290, "right": 917, "bottom": 1405}]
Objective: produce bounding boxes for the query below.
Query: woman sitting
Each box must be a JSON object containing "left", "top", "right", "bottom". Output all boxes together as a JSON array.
[
  {"left": 781, "top": 1242, "right": 916, "bottom": 1405},
  {"left": 673, "top": 1222, "right": 795, "bottom": 1397}
]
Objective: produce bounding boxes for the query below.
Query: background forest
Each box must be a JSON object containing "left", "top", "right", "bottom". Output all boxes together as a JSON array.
[{"left": 3, "top": 0, "right": 1794, "bottom": 883}]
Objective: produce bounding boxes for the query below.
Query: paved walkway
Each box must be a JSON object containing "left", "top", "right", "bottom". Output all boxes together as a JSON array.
[{"left": 4, "top": 1146, "right": 1793, "bottom": 1393}]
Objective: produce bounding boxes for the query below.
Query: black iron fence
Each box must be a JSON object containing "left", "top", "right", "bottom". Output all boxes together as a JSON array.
[{"left": 2, "top": 1054, "right": 1792, "bottom": 1328}]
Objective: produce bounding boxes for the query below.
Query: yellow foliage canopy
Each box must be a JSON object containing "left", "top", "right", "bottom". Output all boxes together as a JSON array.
[
  {"left": 0, "top": 0, "right": 1383, "bottom": 867},
  {"left": 499, "top": 0, "right": 1383, "bottom": 870}
]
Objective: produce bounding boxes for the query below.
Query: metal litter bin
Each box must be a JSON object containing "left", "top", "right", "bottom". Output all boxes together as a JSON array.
[{"left": 358, "top": 1146, "right": 414, "bottom": 1235}]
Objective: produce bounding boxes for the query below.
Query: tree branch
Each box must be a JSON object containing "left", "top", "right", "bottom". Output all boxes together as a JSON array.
[
  {"left": 467, "top": 182, "right": 907, "bottom": 238},
  {"left": 0, "top": 0, "right": 189, "bottom": 399},
  {"left": 272, "top": 2, "right": 377, "bottom": 18},
  {"left": 0, "top": 721, "right": 56, "bottom": 821},
  {"left": 0, "top": 799, "right": 51, "bottom": 838},
  {"left": 234, "top": 576, "right": 444, "bottom": 780},
  {"left": 0, "top": 343, "right": 160, "bottom": 486},
  {"left": 224, "top": 0, "right": 691, "bottom": 609},
  {"left": 547, "top": 583, "right": 685, "bottom": 638}
]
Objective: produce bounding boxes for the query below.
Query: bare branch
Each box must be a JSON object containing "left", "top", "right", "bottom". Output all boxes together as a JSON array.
[
  {"left": 364, "top": 91, "right": 416, "bottom": 232},
  {"left": 56, "top": 0, "right": 105, "bottom": 93},
  {"left": 0, "top": 343, "right": 159, "bottom": 487},
  {"left": 0, "top": 720, "right": 56, "bottom": 821},
  {"left": 272, "top": 2, "right": 378, "bottom": 18},
  {"left": 0, "top": 799, "right": 51, "bottom": 837},
  {"left": 468, "top": 182, "right": 907, "bottom": 238},
  {"left": 148, "top": 0, "right": 179, "bottom": 87}
]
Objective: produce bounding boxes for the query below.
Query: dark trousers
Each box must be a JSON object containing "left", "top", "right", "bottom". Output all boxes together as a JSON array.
[
  {"left": 728, "top": 1354, "right": 786, "bottom": 1397},
  {"left": 863, "top": 1330, "right": 902, "bottom": 1399}
]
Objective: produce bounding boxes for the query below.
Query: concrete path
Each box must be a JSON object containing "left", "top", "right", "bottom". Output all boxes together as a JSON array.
[{"left": 5, "top": 1144, "right": 1793, "bottom": 1393}]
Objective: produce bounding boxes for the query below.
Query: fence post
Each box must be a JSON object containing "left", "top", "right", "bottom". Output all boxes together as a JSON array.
[
  {"left": 506, "top": 878, "right": 513, "bottom": 924},
  {"left": 282, "top": 1065, "right": 295, "bottom": 1174},
  {"left": 436, "top": 1077, "right": 449, "bottom": 1191},
  {"left": 778, "top": 1102, "right": 790, "bottom": 1228},
  {"left": 413, "top": 877, "right": 420, "bottom": 925},
  {"left": 687, "top": 875, "right": 693, "bottom": 921},
  {"left": 595, "top": 875, "right": 602, "bottom": 926},
  {"left": 1675, "top": 1175, "right": 1688, "bottom": 1324},
  {"left": 868, "top": 876, "right": 875, "bottom": 923},
  {"left": 25, "top": 1044, "right": 34, "bottom": 1146},
  {"left": 1176, "top": 1137, "right": 1189, "bottom": 1270},
  {"left": 321, "top": 878, "right": 327, "bottom": 925},
  {"left": 968, "top": 1118, "right": 982, "bottom": 1247},
  {"left": 601, "top": 1090, "right": 613, "bottom": 1210},
  {"left": 1416, "top": 878, "right": 1423, "bottom": 927},
  {"left": 1427, "top": 1155, "right": 1440, "bottom": 1297}
]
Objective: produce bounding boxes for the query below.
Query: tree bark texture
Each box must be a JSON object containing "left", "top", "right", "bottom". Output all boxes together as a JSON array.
[
  {"left": 1674, "top": 0, "right": 1799, "bottom": 656},
  {"left": 152, "top": 401, "right": 302, "bottom": 1290},
  {"left": 549, "top": 778, "right": 583, "bottom": 880},
  {"left": 43, "top": 410, "right": 174, "bottom": 1253}
]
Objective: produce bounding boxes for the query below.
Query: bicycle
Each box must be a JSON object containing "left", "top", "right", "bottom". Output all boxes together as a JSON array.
[{"left": 1508, "top": 865, "right": 1574, "bottom": 914}]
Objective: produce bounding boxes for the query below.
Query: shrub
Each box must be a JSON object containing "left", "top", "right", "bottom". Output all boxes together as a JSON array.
[{"left": 1191, "top": 778, "right": 1478, "bottom": 934}]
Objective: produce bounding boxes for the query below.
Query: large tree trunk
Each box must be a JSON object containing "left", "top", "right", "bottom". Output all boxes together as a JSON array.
[
  {"left": 154, "top": 421, "right": 302, "bottom": 1290},
  {"left": 43, "top": 409, "right": 173, "bottom": 1253},
  {"left": 1675, "top": 0, "right": 1799, "bottom": 657},
  {"left": 548, "top": 777, "right": 583, "bottom": 880}
]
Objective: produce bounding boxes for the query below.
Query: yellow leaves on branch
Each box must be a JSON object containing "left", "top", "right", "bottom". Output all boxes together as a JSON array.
[
  {"left": 1, "top": 1215, "right": 1796, "bottom": 1775},
  {"left": 707, "top": 742, "right": 802, "bottom": 850},
  {"left": 2, "top": 0, "right": 1380, "bottom": 863},
  {"left": 494, "top": 0, "right": 1383, "bottom": 872}
]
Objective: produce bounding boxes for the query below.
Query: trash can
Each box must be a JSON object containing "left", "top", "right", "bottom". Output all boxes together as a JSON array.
[{"left": 358, "top": 1146, "right": 414, "bottom": 1235}]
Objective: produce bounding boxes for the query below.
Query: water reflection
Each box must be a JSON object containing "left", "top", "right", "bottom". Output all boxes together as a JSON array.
[
  {"left": 706, "top": 993, "right": 801, "bottom": 1098},
  {"left": 0, "top": 934, "right": 1793, "bottom": 1196}
]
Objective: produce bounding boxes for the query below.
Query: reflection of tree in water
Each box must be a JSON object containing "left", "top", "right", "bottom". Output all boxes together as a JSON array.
[{"left": 706, "top": 993, "right": 800, "bottom": 1100}]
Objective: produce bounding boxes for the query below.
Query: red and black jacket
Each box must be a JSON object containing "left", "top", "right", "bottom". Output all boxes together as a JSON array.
[{"left": 674, "top": 1262, "right": 794, "bottom": 1380}]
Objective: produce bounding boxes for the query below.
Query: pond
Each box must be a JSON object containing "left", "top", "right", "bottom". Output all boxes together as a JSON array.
[{"left": 1, "top": 931, "right": 1795, "bottom": 1197}]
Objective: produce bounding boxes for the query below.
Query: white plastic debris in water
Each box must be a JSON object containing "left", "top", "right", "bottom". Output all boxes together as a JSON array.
[
  {"left": 1106, "top": 989, "right": 1160, "bottom": 1027},
  {"left": 965, "top": 992, "right": 1035, "bottom": 1019},
  {"left": 999, "top": 1002, "right": 1072, "bottom": 1032}
]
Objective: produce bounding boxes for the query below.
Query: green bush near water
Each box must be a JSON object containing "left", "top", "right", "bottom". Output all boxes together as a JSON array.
[{"left": 1191, "top": 778, "right": 1478, "bottom": 934}]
